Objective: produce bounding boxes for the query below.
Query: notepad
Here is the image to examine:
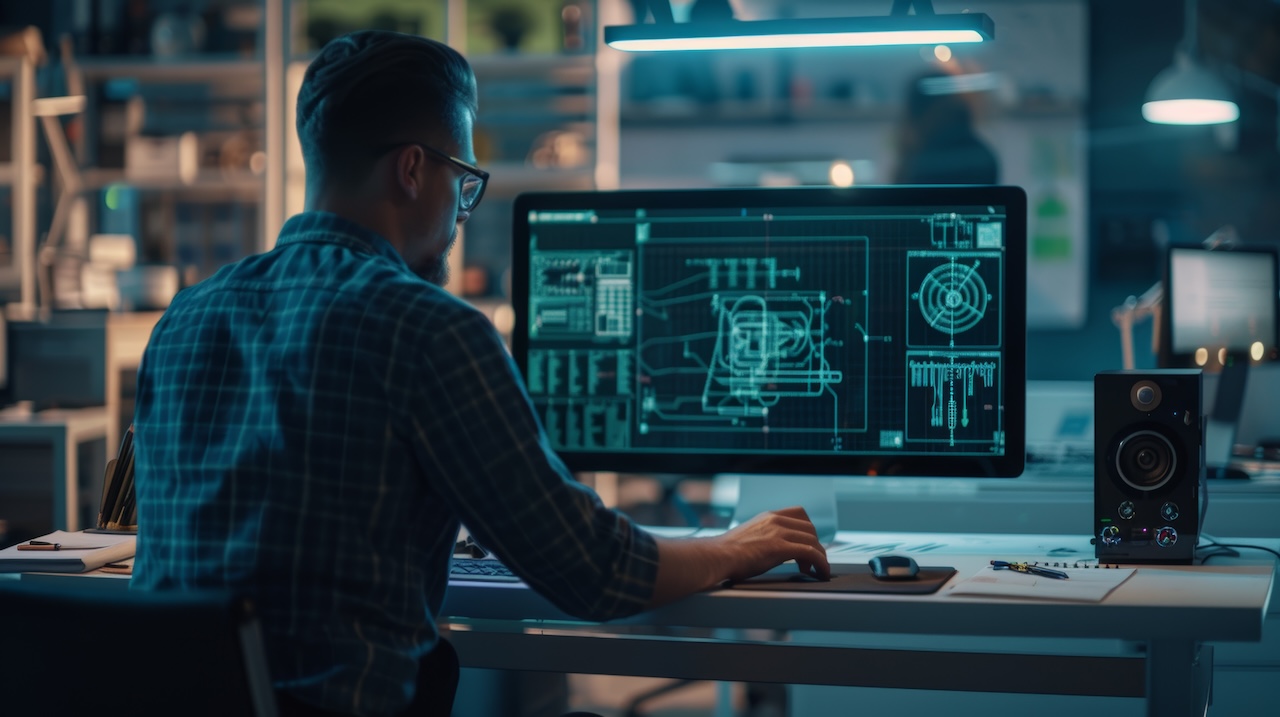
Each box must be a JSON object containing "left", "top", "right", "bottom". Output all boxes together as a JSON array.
[
  {"left": 948, "top": 564, "right": 1135, "bottom": 602},
  {"left": 0, "top": 531, "right": 137, "bottom": 573}
]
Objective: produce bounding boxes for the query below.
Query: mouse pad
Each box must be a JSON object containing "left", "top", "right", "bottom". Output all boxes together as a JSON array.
[{"left": 726, "top": 563, "right": 957, "bottom": 594}]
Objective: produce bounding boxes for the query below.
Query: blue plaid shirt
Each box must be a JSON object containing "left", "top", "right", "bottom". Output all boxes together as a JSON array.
[{"left": 132, "top": 212, "right": 660, "bottom": 716}]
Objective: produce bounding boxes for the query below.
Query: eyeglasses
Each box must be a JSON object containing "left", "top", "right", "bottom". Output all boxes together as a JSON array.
[{"left": 373, "top": 141, "right": 489, "bottom": 212}]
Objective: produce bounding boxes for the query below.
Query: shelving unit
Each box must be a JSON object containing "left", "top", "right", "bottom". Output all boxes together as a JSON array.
[
  {"left": 7, "top": 1, "right": 621, "bottom": 315},
  {"left": 0, "top": 56, "right": 37, "bottom": 318},
  {"left": 283, "top": 0, "right": 621, "bottom": 294},
  {"left": 76, "top": 52, "right": 269, "bottom": 258}
]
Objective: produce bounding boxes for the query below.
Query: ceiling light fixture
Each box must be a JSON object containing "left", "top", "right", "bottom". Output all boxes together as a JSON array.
[
  {"left": 1142, "top": 0, "right": 1238, "bottom": 125},
  {"left": 605, "top": 0, "right": 993, "bottom": 53}
]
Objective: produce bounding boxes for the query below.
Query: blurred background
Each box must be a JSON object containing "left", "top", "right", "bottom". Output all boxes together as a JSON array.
[{"left": 1, "top": 1, "right": 1276, "bottom": 381}]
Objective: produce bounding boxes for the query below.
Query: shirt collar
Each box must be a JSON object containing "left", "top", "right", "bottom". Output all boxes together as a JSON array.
[{"left": 275, "top": 211, "right": 410, "bottom": 271}]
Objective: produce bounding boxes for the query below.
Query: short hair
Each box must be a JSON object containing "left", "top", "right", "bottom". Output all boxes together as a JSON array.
[{"left": 296, "top": 30, "right": 477, "bottom": 186}]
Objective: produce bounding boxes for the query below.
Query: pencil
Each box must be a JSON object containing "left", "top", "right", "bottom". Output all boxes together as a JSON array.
[{"left": 96, "top": 458, "right": 118, "bottom": 530}]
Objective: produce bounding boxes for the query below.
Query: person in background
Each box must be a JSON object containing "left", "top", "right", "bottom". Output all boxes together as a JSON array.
[
  {"left": 130, "top": 30, "right": 829, "bottom": 717},
  {"left": 892, "top": 70, "right": 1000, "bottom": 185}
]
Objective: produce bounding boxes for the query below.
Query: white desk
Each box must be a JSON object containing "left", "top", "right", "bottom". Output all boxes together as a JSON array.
[
  {"left": 11, "top": 530, "right": 1275, "bottom": 716},
  {"left": 440, "top": 531, "right": 1274, "bottom": 717},
  {"left": 0, "top": 407, "right": 110, "bottom": 534}
]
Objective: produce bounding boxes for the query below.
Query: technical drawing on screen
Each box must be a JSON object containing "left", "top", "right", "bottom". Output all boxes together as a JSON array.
[{"left": 513, "top": 188, "right": 1027, "bottom": 477}]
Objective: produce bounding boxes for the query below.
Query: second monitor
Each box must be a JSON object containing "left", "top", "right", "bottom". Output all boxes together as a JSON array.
[{"left": 511, "top": 186, "right": 1027, "bottom": 480}]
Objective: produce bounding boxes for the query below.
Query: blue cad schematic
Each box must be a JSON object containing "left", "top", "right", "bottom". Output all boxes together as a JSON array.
[{"left": 524, "top": 204, "right": 1008, "bottom": 457}]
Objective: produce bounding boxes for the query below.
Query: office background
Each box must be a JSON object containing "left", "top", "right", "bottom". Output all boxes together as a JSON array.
[{"left": 0, "top": 1, "right": 1277, "bottom": 716}]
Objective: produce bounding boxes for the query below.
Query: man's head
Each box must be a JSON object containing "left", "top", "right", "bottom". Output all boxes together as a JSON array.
[{"left": 296, "top": 31, "right": 483, "bottom": 285}]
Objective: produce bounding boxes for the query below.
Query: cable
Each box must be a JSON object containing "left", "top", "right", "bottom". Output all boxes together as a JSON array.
[{"left": 1197, "top": 535, "right": 1280, "bottom": 564}]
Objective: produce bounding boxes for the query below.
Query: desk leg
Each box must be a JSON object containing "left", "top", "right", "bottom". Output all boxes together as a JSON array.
[
  {"left": 63, "top": 429, "right": 79, "bottom": 531},
  {"left": 52, "top": 430, "right": 71, "bottom": 531},
  {"left": 1146, "top": 640, "right": 1211, "bottom": 717}
]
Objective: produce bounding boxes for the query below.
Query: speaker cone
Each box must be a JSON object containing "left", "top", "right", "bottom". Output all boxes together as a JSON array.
[{"left": 1115, "top": 429, "right": 1177, "bottom": 490}]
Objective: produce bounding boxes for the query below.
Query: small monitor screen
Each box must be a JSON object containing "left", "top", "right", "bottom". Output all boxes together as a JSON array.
[
  {"left": 511, "top": 187, "right": 1026, "bottom": 477},
  {"left": 1167, "top": 246, "right": 1279, "bottom": 359}
]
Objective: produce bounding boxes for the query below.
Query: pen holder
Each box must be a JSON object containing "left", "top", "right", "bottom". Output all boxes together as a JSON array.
[{"left": 95, "top": 457, "right": 138, "bottom": 534}]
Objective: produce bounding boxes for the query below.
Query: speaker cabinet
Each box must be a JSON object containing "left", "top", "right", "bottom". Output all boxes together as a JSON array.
[{"left": 1094, "top": 370, "right": 1204, "bottom": 564}]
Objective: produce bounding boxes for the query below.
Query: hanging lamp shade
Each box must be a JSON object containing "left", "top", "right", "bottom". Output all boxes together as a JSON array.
[{"left": 1142, "top": 53, "right": 1239, "bottom": 125}]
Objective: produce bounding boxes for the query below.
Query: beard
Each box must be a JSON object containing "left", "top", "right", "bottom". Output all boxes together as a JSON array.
[
  {"left": 414, "top": 229, "right": 457, "bottom": 287},
  {"left": 416, "top": 255, "right": 449, "bottom": 287}
]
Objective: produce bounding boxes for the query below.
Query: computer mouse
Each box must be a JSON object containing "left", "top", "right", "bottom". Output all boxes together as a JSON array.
[{"left": 869, "top": 554, "right": 919, "bottom": 580}]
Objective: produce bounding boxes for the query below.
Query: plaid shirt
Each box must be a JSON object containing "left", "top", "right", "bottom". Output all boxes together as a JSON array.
[{"left": 132, "top": 212, "right": 659, "bottom": 717}]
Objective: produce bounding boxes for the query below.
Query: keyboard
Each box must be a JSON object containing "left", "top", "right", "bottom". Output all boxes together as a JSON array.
[{"left": 449, "top": 558, "right": 521, "bottom": 583}]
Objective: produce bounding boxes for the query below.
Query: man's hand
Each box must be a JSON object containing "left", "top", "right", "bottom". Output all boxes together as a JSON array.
[
  {"left": 712, "top": 506, "right": 831, "bottom": 583},
  {"left": 648, "top": 506, "right": 830, "bottom": 608}
]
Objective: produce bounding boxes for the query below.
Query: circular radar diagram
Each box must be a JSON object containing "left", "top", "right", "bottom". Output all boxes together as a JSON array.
[{"left": 916, "top": 261, "right": 988, "bottom": 334}]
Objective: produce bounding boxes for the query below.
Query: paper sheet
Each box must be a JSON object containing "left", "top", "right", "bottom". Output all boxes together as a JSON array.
[{"left": 948, "top": 565, "right": 1135, "bottom": 602}]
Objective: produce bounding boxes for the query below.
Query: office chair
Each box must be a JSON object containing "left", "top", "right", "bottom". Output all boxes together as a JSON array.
[{"left": 0, "top": 582, "right": 278, "bottom": 717}]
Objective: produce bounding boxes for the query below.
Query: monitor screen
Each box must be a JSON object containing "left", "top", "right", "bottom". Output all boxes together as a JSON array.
[
  {"left": 511, "top": 186, "right": 1026, "bottom": 477},
  {"left": 1163, "top": 245, "right": 1279, "bottom": 364}
]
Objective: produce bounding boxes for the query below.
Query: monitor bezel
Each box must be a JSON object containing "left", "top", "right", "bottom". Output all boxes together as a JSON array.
[
  {"left": 511, "top": 185, "right": 1027, "bottom": 478},
  {"left": 1159, "top": 243, "right": 1280, "bottom": 368}
]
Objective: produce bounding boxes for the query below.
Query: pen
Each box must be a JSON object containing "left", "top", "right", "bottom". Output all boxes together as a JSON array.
[
  {"left": 17, "top": 541, "right": 60, "bottom": 551},
  {"left": 991, "top": 560, "right": 1070, "bottom": 580}
]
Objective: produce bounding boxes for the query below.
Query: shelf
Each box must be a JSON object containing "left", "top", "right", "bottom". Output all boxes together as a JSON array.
[
  {"left": 484, "top": 163, "right": 594, "bottom": 195},
  {"left": 81, "top": 168, "right": 264, "bottom": 197},
  {"left": 0, "top": 163, "right": 45, "bottom": 186},
  {"left": 622, "top": 101, "right": 894, "bottom": 127},
  {"left": 621, "top": 100, "right": 1083, "bottom": 127},
  {"left": 470, "top": 53, "right": 594, "bottom": 82},
  {"left": 78, "top": 56, "right": 263, "bottom": 83}
]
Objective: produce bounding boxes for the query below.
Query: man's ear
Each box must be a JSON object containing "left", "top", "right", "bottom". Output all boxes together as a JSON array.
[{"left": 395, "top": 145, "right": 425, "bottom": 201}]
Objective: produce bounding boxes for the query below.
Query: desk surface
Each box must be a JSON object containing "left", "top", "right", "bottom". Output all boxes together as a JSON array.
[
  {"left": 442, "top": 531, "right": 1275, "bottom": 644},
  {"left": 14, "top": 530, "right": 1274, "bottom": 643},
  {"left": 0, "top": 406, "right": 110, "bottom": 431}
]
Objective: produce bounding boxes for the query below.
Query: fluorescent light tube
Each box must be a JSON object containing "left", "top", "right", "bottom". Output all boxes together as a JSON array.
[{"left": 605, "top": 15, "right": 993, "bottom": 52}]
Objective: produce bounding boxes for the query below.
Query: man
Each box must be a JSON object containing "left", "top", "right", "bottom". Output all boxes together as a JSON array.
[
  {"left": 892, "top": 71, "right": 1000, "bottom": 186},
  {"left": 132, "top": 30, "right": 828, "bottom": 717}
]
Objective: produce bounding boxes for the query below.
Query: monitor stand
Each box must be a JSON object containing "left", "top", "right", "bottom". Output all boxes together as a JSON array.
[
  {"left": 1206, "top": 359, "right": 1249, "bottom": 480},
  {"left": 727, "top": 474, "right": 839, "bottom": 545}
]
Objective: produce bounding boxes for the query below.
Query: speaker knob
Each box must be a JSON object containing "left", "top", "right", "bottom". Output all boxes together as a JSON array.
[
  {"left": 1156, "top": 527, "right": 1178, "bottom": 547},
  {"left": 1100, "top": 525, "right": 1122, "bottom": 545},
  {"left": 1118, "top": 501, "right": 1136, "bottom": 520},
  {"left": 1160, "top": 502, "right": 1179, "bottom": 521}
]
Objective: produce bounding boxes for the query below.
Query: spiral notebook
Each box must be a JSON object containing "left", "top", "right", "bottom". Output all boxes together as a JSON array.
[
  {"left": 948, "top": 561, "right": 1135, "bottom": 602},
  {"left": 0, "top": 531, "right": 136, "bottom": 573}
]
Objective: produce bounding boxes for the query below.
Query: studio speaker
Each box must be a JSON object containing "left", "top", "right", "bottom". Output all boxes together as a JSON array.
[{"left": 1094, "top": 370, "right": 1204, "bottom": 564}]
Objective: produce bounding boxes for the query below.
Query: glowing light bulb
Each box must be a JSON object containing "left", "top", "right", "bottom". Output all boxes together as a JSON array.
[{"left": 829, "top": 161, "right": 855, "bottom": 187}]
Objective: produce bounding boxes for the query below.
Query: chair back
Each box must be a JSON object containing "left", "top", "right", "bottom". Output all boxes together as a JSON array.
[{"left": 0, "top": 581, "right": 278, "bottom": 717}]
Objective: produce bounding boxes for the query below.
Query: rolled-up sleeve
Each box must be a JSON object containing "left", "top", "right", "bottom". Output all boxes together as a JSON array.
[{"left": 409, "top": 309, "right": 659, "bottom": 622}]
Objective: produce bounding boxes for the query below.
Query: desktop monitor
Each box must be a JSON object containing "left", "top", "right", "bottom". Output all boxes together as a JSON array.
[
  {"left": 6, "top": 311, "right": 108, "bottom": 410},
  {"left": 1160, "top": 244, "right": 1280, "bottom": 477},
  {"left": 511, "top": 186, "right": 1027, "bottom": 499},
  {"left": 1160, "top": 244, "right": 1279, "bottom": 368}
]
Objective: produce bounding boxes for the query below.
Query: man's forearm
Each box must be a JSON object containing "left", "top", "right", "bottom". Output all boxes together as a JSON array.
[{"left": 648, "top": 536, "right": 733, "bottom": 608}]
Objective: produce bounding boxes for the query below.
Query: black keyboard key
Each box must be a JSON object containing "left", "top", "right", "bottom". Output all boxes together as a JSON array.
[{"left": 450, "top": 558, "right": 521, "bottom": 582}]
